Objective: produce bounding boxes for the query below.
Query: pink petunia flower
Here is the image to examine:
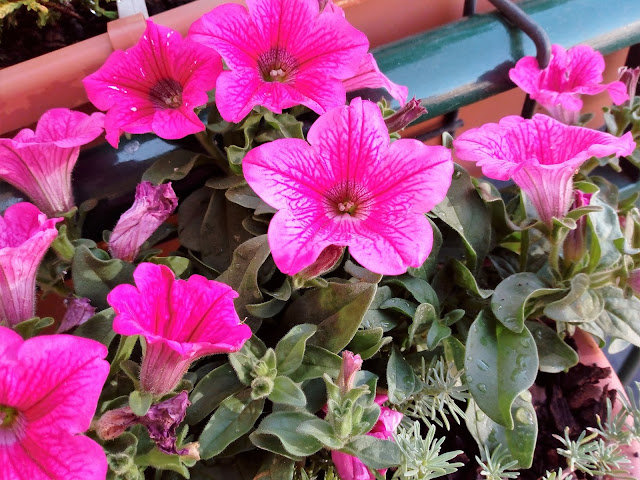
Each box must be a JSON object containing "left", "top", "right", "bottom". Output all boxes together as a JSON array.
[
  {"left": 107, "top": 262, "right": 252, "bottom": 395},
  {"left": 343, "top": 53, "right": 408, "bottom": 106},
  {"left": 109, "top": 181, "right": 178, "bottom": 262},
  {"left": 0, "top": 108, "right": 104, "bottom": 216},
  {"left": 453, "top": 114, "right": 635, "bottom": 226},
  {"left": 83, "top": 19, "right": 222, "bottom": 148},
  {"left": 0, "top": 326, "right": 109, "bottom": 479},
  {"left": 509, "top": 44, "right": 629, "bottom": 124},
  {"left": 188, "top": 0, "right": 369, "bottom": 122},
  {"left": 331, "top": 394, "right": 403, "bottom": 480},
  {"left": 57, "top": 296, "right": 96, "bottom": 333},
  {"left": 243, "top": 97, "right": 453, "bottom": 276},
  {"left": 0, "top": 203, "right": 62, "bottom": 328}
]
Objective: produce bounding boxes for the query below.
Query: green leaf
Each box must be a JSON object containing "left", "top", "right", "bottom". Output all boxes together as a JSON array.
[
  {"left": 229, "top": 336, "right": 268, "bottom": 385},
  {"left": 466, "top": 394, "right": 537, "bottom": 469},
  {"left": 380, "top": 297, "right": 417, "bottom": 318},
  {"left": 443, "top": 336, "right": 466, "bottom": 372},
  {"left": 134, "top": 448, "right": 190, "bottom": 478},
  {"left": 385, "top": 275, "right": 439, "bottom": 309},
  {"left": 582, "top": 286, "right": 640, "bottom": 348},
  {"left": 347, "top": 328, "right": 389, "bottom": 360},
  {"left": 465, "top": 310, "right": 538, "bottom": 429},
  {"left": 254, "top": 454, "right": 295, "bottom": 480},
  {"left": 129, "top": 390, "right": 153, "bottom": 416},
  {"left": 72, "top": 245, "right": 136, "bottom": 310},
  {"left": 296, "top": 419, "right": 342, "bottom": 449},
  {"left": 263, "top": 111, "right": 305, "bottom": 139},
  {"left": 341, "top": 435, "right": 402, "bottom": 470},
  {"left": 431, "top": 164, "right": 492, "bottom": 272},
  {"left": 426, "top": 318, "right": 452, "bottom": 350},
  {"left": 408, "top": 218, "right": 443, "bottom": 281},
  {"left": 141, "top": 150, "right": 204, "bottom": 184},
  {"left": 451, "top": 259, "right": 493, "bottom": 298},
  {"left": 225, "top": 112, "right": 262, "bottom": 173},
  {"left": 587, "top": 194, "right": 624, "bottom": 271},
  {"left": 527, "top": 321, "right": 578, "bottom": 373},
  {"left": 187, "top": 363, "right": 245, "bottom": 425},
  {"left": 362, "top": 286, "right": 399, "bottom": 332},
  {"left": 289, "top": 345, "right": 342, "bottom": 383},
  {"left": 491, "top": 272, "right": 559, "bottom": 333},
  {"left": 268, "top": 376, "right": 307, "bottom": 406},
  {"left": 386, "top": 346, "right": 419, "bottom": 404},
  {"left": 148, "top": 256, "right": 190, "bottom": 277},
  {"left": 109, "top": 335, "right": 138, "bottom": 378},
  {"left": 285, "top": 281, "right": 377, "bottom": 353},
  {"left": 543, "top": 274, "right": 603, "bottom": 324},
  {"left": 408, "top": 303, "right": 437, "bottom": 346},
  {"left": 199, "top": 390, "right": 265, "bottom": 460},
  {"left": 74, "top": 308, "right": 116, "bottom": 346},
  {"left": 13, "top": 316, "right": 54, "bottom": 339},
  {"left": 275, "top": 324, "right": 317, "bottom": 375},
  {"left": 250, "top": 411, "right": 324, "bottom": 460}
]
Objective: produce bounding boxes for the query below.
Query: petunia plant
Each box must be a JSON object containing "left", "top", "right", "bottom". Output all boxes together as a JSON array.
[{"left": 3, "top": 0, "right": 640, "bottom": 479}]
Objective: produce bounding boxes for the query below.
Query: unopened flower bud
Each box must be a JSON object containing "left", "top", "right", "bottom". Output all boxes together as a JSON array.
[
  {"left": 295, "top": 245, "right": 344, "bottom": 285},
  {"left": 564, "top": 191, "right": 591, "bottom": 263},
  {"left": 384, "top": 97, "right": 427, "bottom": 133},
  {"left": 336, "top": 351, "right": 363, "bottom": 395},
  {"left": 629, "top": 269, "right": 640, "bottom": 296},
  {"left": 93, "top": 407, "right": 138, "bottom": 440},
  {"left": 58, "top": 296, "right": 96, "bottom": 333},
  {"left": 251, "top": 376, "right": 274, "bottom": 400},
  {"left": 618, "top": 66, "right": 640, "bottom": 105},
  {"left": 109, "top": 181, "right": 178, "bottom": 262}
]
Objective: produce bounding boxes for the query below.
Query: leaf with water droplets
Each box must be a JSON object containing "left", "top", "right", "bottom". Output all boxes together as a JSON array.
[
  {"left": 465, "top": 310, "right": 538, "bottom": 429},
  {"left": 527, "top": 321, "right": 578, "bottom": 373}
]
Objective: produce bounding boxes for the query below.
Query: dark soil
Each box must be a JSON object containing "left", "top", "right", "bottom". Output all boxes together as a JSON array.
[
  {"left": 0, "top": 0, "right": 195, "bottom": 68},
  {"left": 441, "top": 338, "right": 619, "bottom": 480}
]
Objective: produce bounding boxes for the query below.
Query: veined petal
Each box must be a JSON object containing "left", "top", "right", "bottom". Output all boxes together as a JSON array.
[
  {"left": 214, "top": 70, "right": 264, "bottom": 123},
  {"left": 33, "top": 109, "right": 105, "bottom": 147},
  {"left": 307, "top": 97, "right": 389, "bottom": 183},
  {"left": 294, "top": 71, "right": 348, "bottom": 114},
  {"left": 152, "top": 107, "right": 205, "bottom": 139},
  {"left": 350, "top": 211, "right": 434, "bottom": 275},
  {"left": 247, "top": 0, "right": 320, "bottom": 51},
  {"left": 343, "top": 54, "right": 408, "bottom": 105},
  {"left": 243, "top": 138, "right": 333, "bottom": 210}
]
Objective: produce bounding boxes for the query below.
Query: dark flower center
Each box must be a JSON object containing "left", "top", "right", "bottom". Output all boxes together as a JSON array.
[
  {"left": 0, "top": 405, "right": 18, "bottom": 428},
  {"left": 257, "top": 47, "right": 299, "bottom": 83},
  {"left": 149, "top": 78, "right": 183, "bottom": 109},
  {"left": 324, "top": 180, "right": 374, "bottom": 218}
]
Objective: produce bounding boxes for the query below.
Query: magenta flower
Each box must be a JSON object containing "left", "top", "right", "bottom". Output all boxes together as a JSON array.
[
  {"left": 243, "top": 97, "right": 453, "bottom": 276},
  {"left": 0, "top": 326, "right": 109, "bottom": 479},
  {"left": 188, "top": 0, "right": 369, "bottom": 123},
  {"left": 332, "top": 394, "right": 403, "bottom": 480},
  {"left": 0, "top": 203, "right": 62, "bottom": 328},
  {"left": 107, "top": 262, "right": 252, "bottom": 395},
  {"left": 0, "top": 108, "right": 104, "bottom": 216},
  {"left": 509, "top": 44, "right": 628, "bottom": 124},
  {"left": 84, "top": 19, "right": 222, "bottom": 148},
  {"left": 454, "top": 114, "right": 635, "bottom": 225},
  {"left": 343, "top": 53, "right": 408, "bottom": 106},
  {"left": 109, "top": 181, "right": 178, "bottom": 262},
  {"left": 58, "top": 297, "right": 96, "bottom": 333}
]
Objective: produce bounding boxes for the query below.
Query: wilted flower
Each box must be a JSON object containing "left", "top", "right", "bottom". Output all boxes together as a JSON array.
[
  {"left": 454, "top": 114, "right": 635, "bottom": 225},
  {"left": 509, "top": 44, "right": 628, "bottom": 124},
  {"left": 0, "top": 326, "right": 109, "bottom": 479},
  {"left": 0, "top": 108, "right": 104, "bottom": 216},
  {"left": 243, "top": 97, "right": 453, "bottom": 276},
  {"left": 94, "top": 391, "right": 193, "bottom": 456},
  {"left": 109, "top": 181, "right": 178, "bottom": 262},
  {"left": 189, "top": 0, "right": 369, "bottom": 122},
  {"left": 331, "top": 394, "right": 403, "bottom": 480},
  {"left": 618, "top": 66, "right": 640, "bottom": 105},
  {"left": 629, "top": 269, "right": 640, "bottom": 296},
  {"left": 58, "top": 296, "right": 96, "bottom": 333},
  {"left": 84, "top": 19, "right": 222, "bottom": 148},
  {"left": 107, "top": 262, "right": 252, "bottom": 395},
  {"left": 384, "top": 97, "right": 426, "bottom": 132},
  {"left": 0, "top": 203, "right": 62, "bottom": 327}
]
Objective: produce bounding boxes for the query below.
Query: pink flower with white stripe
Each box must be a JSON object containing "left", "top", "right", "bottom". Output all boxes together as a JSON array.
[
  {"left": 0, "top": 203, "right": 62, "bottom": 328},
  {"left": 509, "top": 44, "right": 628, "bottom": 124},
  {"left": 243, "top": 97, "right": 453, "bottom": 276},
  {"left": 189, "top": 0, "right": 369, "bottom": 122},
  {"left": 454, "top": 114, "right": 635, "bottom": 225},
  {"left": 0, "top": 326, "right": 109, "bottom": 479},
  {"left": 0, "top": 108, "right": 104, "bottom": 216},
  {"left": 84, "top": 19, "right": 222, "bottom": 148}
]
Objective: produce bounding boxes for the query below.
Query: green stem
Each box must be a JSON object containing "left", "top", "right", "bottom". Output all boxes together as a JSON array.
[
  {"left": 520, "top": 229, "right": 529, "bottom": 272},
  {"left": 549, "top": 237, "right": 561, "bottom": 276},
  {"left": 195, "top": 130, "right": 232, "bottom": 175}
]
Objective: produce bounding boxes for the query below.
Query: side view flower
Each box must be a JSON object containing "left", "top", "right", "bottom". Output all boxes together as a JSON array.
[
  {"left": 453, "top": 114, "right": 635, "bottom": 225},
  {"left": 0, "top": 203, "right": 62, "bottom": 327},
  {"left": 189, "top": 0, "right": 369, "bottom": 122},
  {"left": 107, "top": 262, "right": 252, "bottom": 395},
  {"left": 509, "top": 44, "right": 629, "bottom": 124},
  {"left": 109, "top": 181, "right": 179, "bottom": 262},
  {"left": 0, "top": 108, "right": 104, "bottom": 216},
  {"left": 84, "top": 19, "right": 222, "bottom": 148},
  {"left": 0, "top": 326, "right": 109, "bottom": 479},
  {"left": 243, "top": 97, "right": 454, "bottom": 275}
]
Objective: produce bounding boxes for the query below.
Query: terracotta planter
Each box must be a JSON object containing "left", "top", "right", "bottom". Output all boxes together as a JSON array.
[
  {"left": 572, "top": 328, "right": 640, "bottom": 479},
  {"left": 0, "top": 0, "right": 498, "bottom": 136}
]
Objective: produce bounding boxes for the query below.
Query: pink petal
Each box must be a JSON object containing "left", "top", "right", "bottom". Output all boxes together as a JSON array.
[
  {"left": 331, "top": 450, "right": 375, "bottom": 480},
  {"left": 343, "top": 54, "right": 408, "bottom": 105},
  {"left": 152, "top": 107, "right": 205, "bottom": 140},
  {"left": 246, "top": 0, "right": 320, "bottom": 51},
  {"left": 34, "top": 108, "right": 105, "bottom": 147},
  {"left": 294, "top": 70, "right": 349, "bottom": 114},
  {"left": 1, "top": 428, "right": 107, "bottom": 480},
  {"left": 214, "top": 70, "right": 265, "bottom": 123},
  {"left": 0, "top": 326, "right": 23, "bottom": 363},
  {"left": 371, "top": 405, "right": 403, "bottom": 437},
  {"left": 508, "top": 55, "right": 543, "bottom": 95},
  {"left": 0, "top": 204, "right": 62, "bottom": 327}
]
